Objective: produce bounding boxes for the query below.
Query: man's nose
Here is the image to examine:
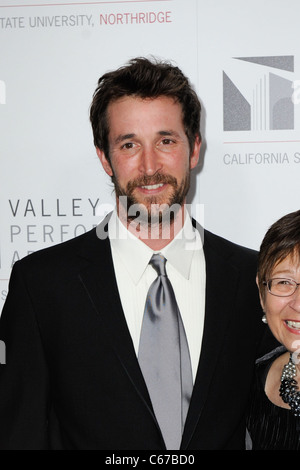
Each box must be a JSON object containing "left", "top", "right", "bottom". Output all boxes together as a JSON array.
[{"left": 138, "top": 146, "right": 162, "bottom": 175}]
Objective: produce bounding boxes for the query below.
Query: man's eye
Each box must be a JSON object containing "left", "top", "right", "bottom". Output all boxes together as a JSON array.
[
  {"left": 121, "top": 142, "right": 135, "bottom": 150},
  {"left": 161, "top": 138, "right": 173, "bottom": 145}
]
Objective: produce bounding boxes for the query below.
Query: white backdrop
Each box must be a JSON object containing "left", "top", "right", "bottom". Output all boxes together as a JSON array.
[{"left": 1, "top": 0, "right": 299, "bottom": 312}]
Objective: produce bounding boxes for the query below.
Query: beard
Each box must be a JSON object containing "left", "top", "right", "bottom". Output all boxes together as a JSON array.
[{"left": 112, "top": 171, "right": 190, "bottom": 227}]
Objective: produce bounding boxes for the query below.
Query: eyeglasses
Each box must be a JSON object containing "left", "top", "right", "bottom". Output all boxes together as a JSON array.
[{"left": 263, "top": 278, "right": 300, "bottom": 297}]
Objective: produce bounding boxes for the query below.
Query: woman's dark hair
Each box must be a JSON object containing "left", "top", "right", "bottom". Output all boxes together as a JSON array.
[
  {"left": 90, "top": 56, "right": 201, "bottom": 161},
  {"left": 257, "top": 210, "right": 300, "bottom": 298}
]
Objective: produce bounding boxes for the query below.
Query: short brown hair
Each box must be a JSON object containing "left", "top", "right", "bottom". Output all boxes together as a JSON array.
[
  {"left": 89, "top": 56, "right": 201, "bottom": 161},
  {"left": 257, "top": 210, "right": 300, "bottom": 299}
]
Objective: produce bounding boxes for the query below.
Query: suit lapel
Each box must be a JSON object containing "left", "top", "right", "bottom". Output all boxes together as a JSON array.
[
  {"left": 77, "top": 220, "right": 240, "bottom": 449},
  {"left": 181, "top": 230, "right": 239, "bottom": 449},
  {"left": 77, "top": 222, "right": 155, "bottom": 417}
]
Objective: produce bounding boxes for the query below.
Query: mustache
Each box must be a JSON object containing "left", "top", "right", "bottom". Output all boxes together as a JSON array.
[{"left": 126, "top": 173, "right": 178, "bottom": 193}]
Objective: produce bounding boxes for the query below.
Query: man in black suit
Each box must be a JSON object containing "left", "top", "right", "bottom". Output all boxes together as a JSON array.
[{"left": 0, "top": 57, "right": 270, "bottom": 450}]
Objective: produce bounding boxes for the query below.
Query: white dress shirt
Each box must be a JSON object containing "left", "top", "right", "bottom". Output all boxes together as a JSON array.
[{"left": 108, "top": 209, "right": 206, "bottom": 382}]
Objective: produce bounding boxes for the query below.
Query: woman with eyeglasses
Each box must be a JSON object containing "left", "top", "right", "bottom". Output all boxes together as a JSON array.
[{"left": 247, "top": 209, "right": 300, "bottom": 450}]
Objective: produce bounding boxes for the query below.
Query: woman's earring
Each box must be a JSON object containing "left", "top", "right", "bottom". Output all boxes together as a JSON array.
[{"left": 262, "top": 314, "right": 268, "bottom": 324}]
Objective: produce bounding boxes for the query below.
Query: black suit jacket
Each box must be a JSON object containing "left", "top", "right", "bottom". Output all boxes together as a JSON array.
[{"left": 0, "top": 218, "right": 271, "bottom": 449}]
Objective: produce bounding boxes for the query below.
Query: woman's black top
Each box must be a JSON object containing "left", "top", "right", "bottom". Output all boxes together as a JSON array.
[{"left": 247, "top": 347, "right": 300, "bottom": 450}]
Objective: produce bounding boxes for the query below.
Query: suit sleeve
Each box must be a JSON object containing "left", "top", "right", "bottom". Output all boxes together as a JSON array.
[{"left": 0, "top": 261, "right": 50, "bottom": 449}]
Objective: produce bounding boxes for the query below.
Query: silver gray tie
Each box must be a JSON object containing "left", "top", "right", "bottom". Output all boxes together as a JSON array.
[{"left": 138, "top": 253, "right": 193, "bottom": 450}]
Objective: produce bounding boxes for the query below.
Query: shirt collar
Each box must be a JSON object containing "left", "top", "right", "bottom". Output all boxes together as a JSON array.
[
  {"left": 108, "top": 208, "right": 202, "bottom": 285},
  {"left": 162, "top": 214, "right": 202, "bottom": 279}
]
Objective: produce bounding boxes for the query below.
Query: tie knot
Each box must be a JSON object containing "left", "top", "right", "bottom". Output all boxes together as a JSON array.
[{"left": 149, "top": 253, "right": 167, "bottom": 277}]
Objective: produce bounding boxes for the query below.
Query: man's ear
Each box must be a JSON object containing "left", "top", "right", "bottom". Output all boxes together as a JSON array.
[
  {"left": 190, "top": 135, "right": 201, "bottom": 170},
  {"left": 96, "top": 147, "right": 113, "bottom": 177}
]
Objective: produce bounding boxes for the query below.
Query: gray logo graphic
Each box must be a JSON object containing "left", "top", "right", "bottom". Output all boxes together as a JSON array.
[{"left": 223, "top": 56, "right": 294, "bottom": 131}]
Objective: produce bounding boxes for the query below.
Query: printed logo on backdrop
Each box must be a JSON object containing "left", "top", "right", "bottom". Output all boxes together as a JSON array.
[
  {"left": 222, "top": 56, "right": 300, "bottom": 166},
  {"left": 223, "top": 55, "right": 294, "bottom": 132},
  {"left": 0, "top": 8, "right": 172, "bottom": 30}
]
